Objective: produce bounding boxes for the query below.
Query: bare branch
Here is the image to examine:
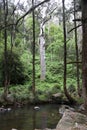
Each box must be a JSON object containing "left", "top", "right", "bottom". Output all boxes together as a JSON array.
[
  {"left": 67, "top": 61, "right": 82, "bottom": 64},
  {"left": 68, "top": 24, "right": 82, "bottom": 33},
  {"left": 0, "top": 24, "right": 16, "bottom": 30},
  {"left": 8, "top": 0, "right": 20, "bottom": 21},
  {"left": 73, "top": 18, "right": 82, "bottom": 22},
  {"left": 16, "top": 0, "right": 50, "bottom": 25},
  {"left": 43, "top": 7, "right": 57, "bottom": 25},
  {"left": 0, "top": 0, "right": 50, "bottom": 30}
]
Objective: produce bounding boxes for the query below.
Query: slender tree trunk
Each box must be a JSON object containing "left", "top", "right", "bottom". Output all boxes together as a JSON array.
[
  {"left": 8, "top": 29, "right": 13, "bottom": 86},
  {"left": 39, "top": 23, "right": 46, "bottom": 80},
  {"left": 9, "top": 7, "right": 15, "bottom": 86},
  {"left": 23, "top": 18, "right": 26, "bottom": 45},
  {"left": 11, "top": 9, "right": 15, "bottom": 52},
  {"left": 62, "top": 0, "right": 76, "bottom": 103},
  {"left": 73, "top": 0, "right": 80, "bottom": 96},
  {"left": 82, "top": 0, "right": 87, "bottom": 108},
  {"left": 3, "top": 0, "right": 8, "bottom": 97},
  {"left": 32, "top": 0, "right": 36, "bottom": 97}
]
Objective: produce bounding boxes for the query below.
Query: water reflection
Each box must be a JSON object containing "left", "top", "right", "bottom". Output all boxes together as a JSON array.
[{"left": 0, "top": 104, "right": 61, "bottom": 130}]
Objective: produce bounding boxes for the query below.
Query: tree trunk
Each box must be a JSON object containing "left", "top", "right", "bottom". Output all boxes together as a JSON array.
[
  {"left": 23, "top": 18, "right": 26, "bottom": 45},
  {"left": 9, "top": 10, "right": 15, "bottom": 86},
  {"left": 73, "top": 0, "right": 80, "bottom": 96},
  {"left": 3, "top": 0, "right": 8, "bottom": 97},
  {"left": 62, "top": 0, "right": 76, "bottom": 103},
  {"left": 82, "top": 0, "right": 87, "bottom": 108},
  {"left": 39, "top": 23, "right": 46, "bottom": 80},
  {"left": 32, "top": 0, "right": 36, "bottom": 97}
]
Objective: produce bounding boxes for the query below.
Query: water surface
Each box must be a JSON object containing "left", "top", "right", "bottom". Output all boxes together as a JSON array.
[{"left": 0, "top": 104, "right": 61, "bottom": 130}]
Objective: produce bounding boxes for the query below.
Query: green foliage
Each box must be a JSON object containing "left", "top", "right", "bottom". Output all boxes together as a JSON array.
[
  {"left": 25, "top": 15, "right": 40, "bottom": 52},
  {"left": 9, "top": 84, "right": 30, "bottom": 102},
  {"left": 46, "top": 24, "right": 63, "bottom": 57},
  {"left": 0, "top": 8, "right": 82, "bottom": 104},
  {"left": 68, "top": 84, "right": 76, "bottom": 93},
  {"left": 20, "top": 50, "right": 32, "bottom": 82},
  {"left": 0, "top": 49, "right": 29, "bottom": 85}
]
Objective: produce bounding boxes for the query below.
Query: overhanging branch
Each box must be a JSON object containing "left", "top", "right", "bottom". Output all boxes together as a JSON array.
[
  {"left": 16, "top": 0, "right": 50, "bottom": 25},
  {"left": 0, "top": 0, "right": 50, "bottom": 30}
]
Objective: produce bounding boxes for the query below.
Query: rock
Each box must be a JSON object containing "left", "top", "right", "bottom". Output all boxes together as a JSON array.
[
  {"left": 6, "top": 94, "right": 14, "bottom": 103},
  {"left": 51, "top": 93, "right": 63, "bottom": 102},
  {"left": 52, "top": 93, "right": 62, "bottom": 98},
  {"left": 15, "top": 102, "right": 23, "bottom": 108},
  {"left": 56, "top": 109, "right": 87, "bottom": 130},
  {"left": 59, "top": 105, "right": 75, "bottom": 114},
  {"left": 0, "top": 106, "right": 7, "bottom": 113},
  {"left": 34, "top": 128, "right": 56, "bottom": 130},
  {"left": 11, "top": 128, "right": 17, "bottom": 130},
  {"left": 7, "top": 108, "right": 11, "bottom": 111},
  {"left": 34, "top": 106, "right": 40, "bottom": 110},
  {"left": 79, "top": 104, "right": 85, "bottom": 111},
  {"left": 0, "top": 105, "right": 11, "bottom": 113}
]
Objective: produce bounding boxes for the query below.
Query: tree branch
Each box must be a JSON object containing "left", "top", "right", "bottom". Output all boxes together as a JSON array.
[
  {"left": 68, "top": 24, "right": 82, "bottom": 33},
  {"left": 67, "top": 61, "right": 82, "bottom": 64},
  {"left": 0, "top": 0, "right": 50, "bottom": 30},
  {"left": 43, "top": 7, "right": 57, "bottom": 25},
  {"left": 73, "top": 18, "right": 82, "bottom": 22},
  {"left": 16, "top": 0, "right": 50, "bottom": 25},
  {"left": 0, "top": 24, "right": 16, "bottom": 30}
]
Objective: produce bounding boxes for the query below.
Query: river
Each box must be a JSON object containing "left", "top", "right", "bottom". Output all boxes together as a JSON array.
[{"left": 0, "top": 104, "right": 61, "bottom": 130}]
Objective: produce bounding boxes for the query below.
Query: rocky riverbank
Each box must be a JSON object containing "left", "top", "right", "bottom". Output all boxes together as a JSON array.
[{"left": 34, "top": 109, "right": 87, "bottom": 130}]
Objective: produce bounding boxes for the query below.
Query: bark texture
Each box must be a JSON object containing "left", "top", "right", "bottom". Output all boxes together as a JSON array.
[
  {"left": 39, "top": 23, "right": 46, "bottom": 80},
  {"left": 82, "top": 0, "right": 87, "bottom": 108},
  {"left": 62, "top": 0, "right": 76, "bottom": 103}
]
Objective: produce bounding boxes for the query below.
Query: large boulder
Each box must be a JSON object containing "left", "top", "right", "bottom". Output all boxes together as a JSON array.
[
  {"left": 51, "top": 93, "right": 63, "bottom": 103},
  {"left": 56, "top": 109, "right": 87, "bottom": 130}
]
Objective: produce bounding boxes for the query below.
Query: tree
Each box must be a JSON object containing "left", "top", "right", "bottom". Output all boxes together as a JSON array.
[
  {"left": 36, "top": 1, "right": 57, "bottom": 80},
  {"left": 32, "top": 0, "right": 36, "bottom": 97},
  {"left": 46, "top": 24, "right": 64, "bottom": 61},
  {"left": 0, "top": 50, "right": 27, "bottom": 85},
  {"left": 73, "top": 0, "right": 80, "bottom": 96},
  {"left": 82, "top": 0, "right": 87, "bottom": 108},
  {"left": 3, "top": 0, "right": 9, "bottom": 98},
  {"left": 62, "top": 0, "right": 76, "bottom": 103}
]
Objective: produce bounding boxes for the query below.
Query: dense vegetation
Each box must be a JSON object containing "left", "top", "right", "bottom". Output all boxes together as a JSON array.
[{"left": 0, "top": 0, "right": 85, "bottom": 107}]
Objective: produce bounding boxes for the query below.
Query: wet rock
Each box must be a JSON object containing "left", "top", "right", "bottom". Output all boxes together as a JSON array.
[
  {"left": 34, "top": 106, "right": 40, "bottom": 110},
  {"left": 7, "top": 108, "right": 11, "bottom": 111},
  {"left": 0, "top": 105, "right": 11, "bottom": 113},
  {"left": 0, "top": 106, "right": 7, "bottom": 113},
  {"left": 11, "top": 128, "right": 17, "bottom": 130}
]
